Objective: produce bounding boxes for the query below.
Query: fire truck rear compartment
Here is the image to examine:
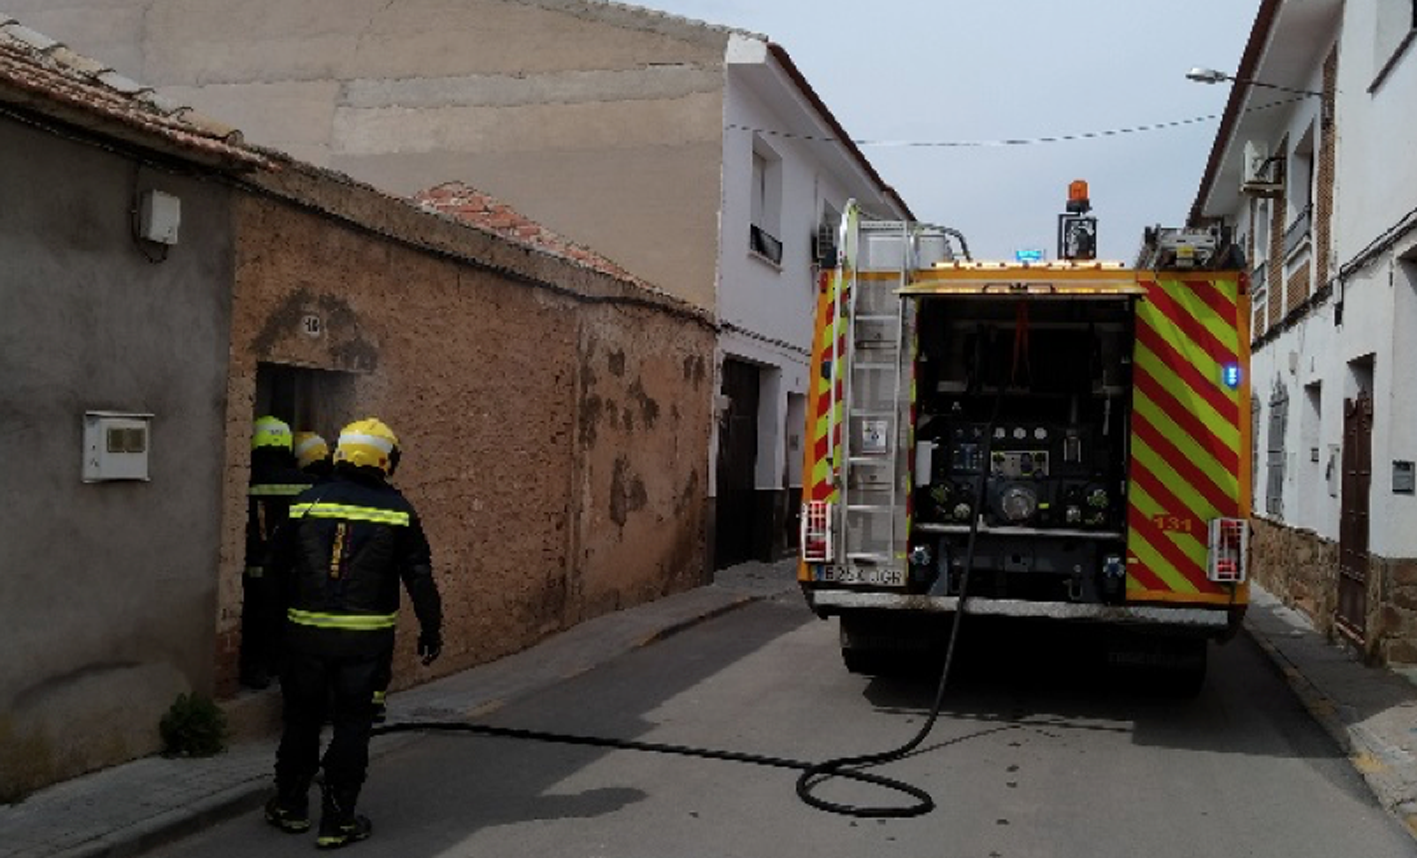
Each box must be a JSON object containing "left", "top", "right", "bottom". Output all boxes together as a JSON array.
[{"left": 909, "top": 295, "right": 1134, "bottom": 604}]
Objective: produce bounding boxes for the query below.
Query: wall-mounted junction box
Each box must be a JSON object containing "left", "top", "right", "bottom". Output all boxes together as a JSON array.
[
  {"left": 83, "top": 412, "right": 153, "bottom": 482},
  {"left": 139, "top": 189, "right": 181, "bottom": 245}
]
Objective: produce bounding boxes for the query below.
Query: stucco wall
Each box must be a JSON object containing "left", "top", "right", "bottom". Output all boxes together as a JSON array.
[
  {"left": 6, "top": 0, "right": 732, "bottom": 313},
  {"left": 1334, "top": 2, "right": 1417, "bottom": 271},
  {"left": 1230, "top": 8, "right": 1417, "bottom": 668},
  {"left": 0, "top": 121, "right": 234, "bottom": 799},
  {"left": 215, "top": 163, "right": 714, "bottom": 694}
]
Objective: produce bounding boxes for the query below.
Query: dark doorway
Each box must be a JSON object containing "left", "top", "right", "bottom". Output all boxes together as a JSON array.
[
  {"left": 1337, "top": 391, "right": 1372, "bottom": 643},
  {"left": 715, "top": 359, "right": 760, "bottom": 569},
  {"left": 255, "top": 363, "right": 356, "bottom": 440}
]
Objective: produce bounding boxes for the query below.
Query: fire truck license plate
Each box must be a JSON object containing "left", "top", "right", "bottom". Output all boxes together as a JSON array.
[{"left": 818, "top": 566, "right": 905, "bottom": 586}]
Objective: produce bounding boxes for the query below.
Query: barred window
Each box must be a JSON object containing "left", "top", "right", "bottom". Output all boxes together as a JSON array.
[{"left": 1267, "top": 382, "right": 1289, "bottom": 517}]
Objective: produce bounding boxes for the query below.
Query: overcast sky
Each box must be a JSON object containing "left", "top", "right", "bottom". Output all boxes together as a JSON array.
[{"left": 629, "top": 0, "right": 1261, "bottom": 262}]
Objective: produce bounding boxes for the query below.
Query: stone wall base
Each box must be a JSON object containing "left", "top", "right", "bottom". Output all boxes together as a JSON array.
[{"left": 1250, "top": 517, "right": 1417, "bottom": 666}]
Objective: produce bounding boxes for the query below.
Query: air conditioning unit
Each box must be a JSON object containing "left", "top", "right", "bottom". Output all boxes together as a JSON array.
[
  {"left": 1240, "top": 140, "right": 1283, "bottom": 197},
  {"left": 813, "top": 221, "right": 837, "bottom": 267}
]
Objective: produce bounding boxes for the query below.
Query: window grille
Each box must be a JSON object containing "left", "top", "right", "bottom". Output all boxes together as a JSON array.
[{"left": 1267, "top": 382, "right": 1289, "bottom": 517}]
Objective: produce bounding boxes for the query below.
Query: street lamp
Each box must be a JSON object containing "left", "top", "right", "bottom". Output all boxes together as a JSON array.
[{"left": 1185, "top": 67, "right": 1323, "bottom": 98}]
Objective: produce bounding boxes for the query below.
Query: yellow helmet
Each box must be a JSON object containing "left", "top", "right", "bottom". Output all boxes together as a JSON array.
[
  {"left": 334, "top": 418, "right": 400, "bottom": 475},
  {"left": 292, "top": 432, "right": 330, "bottom": 469},
  {"left": 252, "top": 415, "right": 293, "bottom": 451}
]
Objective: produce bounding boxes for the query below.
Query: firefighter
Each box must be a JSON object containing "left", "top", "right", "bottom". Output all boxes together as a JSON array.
[
  {"left": 296, "top": 430, "right": 391, "bottom": 722},
  {"left": 293, "top": 431, "right": 333, "bottom": 481},
  {"left": 242, "top": 416, "right": 315, "bottom": 690},
  {"left": 294, "top": 429, "right": 383, "bottom": 723},
  {"left": 263, "top": 417, "right": 443, "bottom": 849}
]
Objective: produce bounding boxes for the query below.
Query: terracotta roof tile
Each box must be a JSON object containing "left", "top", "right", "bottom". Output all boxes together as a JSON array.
[
  {"left": 0, "top": 18, "right": 268, "bottom": 170},
  {"left": 413, "top": 181, "right": 660, "bottom": 292}
]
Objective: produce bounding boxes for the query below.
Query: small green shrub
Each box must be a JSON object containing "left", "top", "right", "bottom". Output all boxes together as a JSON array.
[{"left": 159, "top": 692, "right": 228, "bottom": 757}]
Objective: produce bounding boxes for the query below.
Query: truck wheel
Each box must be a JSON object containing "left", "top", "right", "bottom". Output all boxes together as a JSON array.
[
  {"left": 1167, "top": 639, "right": 1208, "bottom": 698},
  {"left": 842, "top": 647, "right": 891, "bottom": 676},
  {"left": 1107, "top": 636, "right": 1207, "bottom": 697}
]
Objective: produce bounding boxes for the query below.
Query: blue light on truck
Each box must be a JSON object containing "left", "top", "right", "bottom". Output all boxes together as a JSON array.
[{"left": 1222, "top": 364, "right": 1242, "bottom": 388}]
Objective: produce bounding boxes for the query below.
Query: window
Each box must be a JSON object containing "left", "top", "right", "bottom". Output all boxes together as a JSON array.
[
  {"left": 1287, "top": 124, "right": 1315, "bottom": 232},
  {"left": 749, "top": 135, "right": 783, "bottom": 265},
  {"left": 1251, "top": 271, "right": 1268, "bottom": 337},
  {"left": 1301, "top": 382, "right": 1323, "bottom": 522},
  {"left": 1253, "top": 198, "right": 1271, "bottom": 264},
  {"left": 1372, "top": 0, "right": 1417, "bottom": 89},
  {"left": 814, "top": 200, "right": 841, "bottom": 267},
  {"left": 1267, "top": 381, "right": 1289, "bottom": 518}
]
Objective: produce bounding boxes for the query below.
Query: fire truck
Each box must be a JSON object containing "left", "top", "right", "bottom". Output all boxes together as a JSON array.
[{"left": 798, "top": 189, "right": 1250, "bottom": 693}]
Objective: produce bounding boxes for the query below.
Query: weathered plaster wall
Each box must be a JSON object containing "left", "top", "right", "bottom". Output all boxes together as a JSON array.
[
  {"left": 215, "top": 163, "right": 714, "bottom": 693},
  {"left": 0, "top": 121, "right": 233, "bottom": 799}
]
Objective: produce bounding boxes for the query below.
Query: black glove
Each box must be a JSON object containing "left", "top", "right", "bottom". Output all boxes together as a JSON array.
[{"left": 418, "top": 632, "right": 442, "bottom": 666}]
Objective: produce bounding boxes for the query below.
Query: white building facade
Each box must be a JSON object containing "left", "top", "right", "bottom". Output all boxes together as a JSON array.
[
  {"left": 1192, "top": 0, "right": 1417, "bottom": 664},
  {"left": 712, "top": 34, "right": 909, "bottom": 565}
]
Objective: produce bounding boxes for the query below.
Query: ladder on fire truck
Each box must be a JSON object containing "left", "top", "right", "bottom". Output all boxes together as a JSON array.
[{"left": 830, "top": 205, "right": 959, "bottom": 574}]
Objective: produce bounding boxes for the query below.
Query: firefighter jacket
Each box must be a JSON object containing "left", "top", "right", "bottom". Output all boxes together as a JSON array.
[
  {"left": 267, "top": 468, "right": 443, "bottom": 659},
  {"left": 247, "top": 449, "right": 316, "bottom": 578}
]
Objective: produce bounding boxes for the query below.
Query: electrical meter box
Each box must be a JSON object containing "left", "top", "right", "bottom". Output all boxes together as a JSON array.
[
  {"left": 83, "top": 412, "right": 153, "bottom": 482},
  {"left": 139, "top": 189, "right": 181, "bottom": 245}
]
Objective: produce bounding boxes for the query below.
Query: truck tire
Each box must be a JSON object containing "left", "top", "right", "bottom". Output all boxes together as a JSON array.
[
  {"left": 1166, "top": 639, "right": 1208, "bottom": 698},
  {"left": 842, "top": 647, "right": 891, "bottom": 676},
  {"left": 839, "top": 612, "right": 890, "bottom": 675},
  {"left": 1106, "top": 635, "right": 1207, "bottom": 697}
]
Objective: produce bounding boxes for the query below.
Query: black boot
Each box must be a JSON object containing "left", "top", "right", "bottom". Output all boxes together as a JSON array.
[
  {"left": 316, "top": 784, "right": 371, "bottom": 850},
  {"left": 264, "top": 783, "right": 310, "bottom": 833}
]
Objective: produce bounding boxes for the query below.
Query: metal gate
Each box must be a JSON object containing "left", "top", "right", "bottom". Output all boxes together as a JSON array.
[{"left": 1336, "top": 393, "right": 1372, "bottom": 641}]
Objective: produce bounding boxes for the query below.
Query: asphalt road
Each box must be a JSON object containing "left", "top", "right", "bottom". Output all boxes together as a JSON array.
[{"left": 150, "top": 592, "right": 1415, "bottom": 857}]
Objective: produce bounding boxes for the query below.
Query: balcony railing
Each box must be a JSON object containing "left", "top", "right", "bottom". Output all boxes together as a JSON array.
[{"left": 1284, "top": 203, "right": 1313, "bottom": 259}]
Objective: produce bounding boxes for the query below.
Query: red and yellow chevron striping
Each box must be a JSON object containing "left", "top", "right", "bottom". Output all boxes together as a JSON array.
[
  {"left": 806, "top": 267, "right": 845, "bottom": 505},
  {"left": 1125, "top": 275, "right": 1250, "bottom": 605}
]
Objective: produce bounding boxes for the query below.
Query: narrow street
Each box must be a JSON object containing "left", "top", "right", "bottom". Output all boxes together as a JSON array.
[{"left": 144, "top": 591, "right": 1414, "bottom": 858}]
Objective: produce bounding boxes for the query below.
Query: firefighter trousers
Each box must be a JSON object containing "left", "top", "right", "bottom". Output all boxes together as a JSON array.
[
  {"left": 239, "top": 569, "right": 282, "bottom": 683},
  {"left": 275, "top": 650, "right": 381, "bottom": 798}
]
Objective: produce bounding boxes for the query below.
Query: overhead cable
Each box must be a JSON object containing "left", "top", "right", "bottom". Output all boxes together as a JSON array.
[{"left": 727, "top": 96, "right": 1306, "bottom": 149}]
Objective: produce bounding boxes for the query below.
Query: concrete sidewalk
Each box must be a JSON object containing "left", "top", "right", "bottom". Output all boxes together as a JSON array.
[
  {"left": 4, "top": 566, "right": 1416, "bottom": 856},
  {"left": 1242, "top": 583, "right": 1417, "bottom": 838}
]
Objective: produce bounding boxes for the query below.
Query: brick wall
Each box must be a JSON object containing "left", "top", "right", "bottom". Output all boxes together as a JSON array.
[
  {"left": 213, "top": 163, "right": 714, "bottom": 695},
  {"left": 1285, "top": 263, "right": 1311, "bottom": 313},
  {"left": 1267, "top": 141, "right": 1287, "bottom": 327},
  {"left": 1315, "top": 47, "right": 1337, "bottom": 286}
]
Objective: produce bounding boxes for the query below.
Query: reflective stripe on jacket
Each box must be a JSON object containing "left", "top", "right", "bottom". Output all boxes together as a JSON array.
[
  {"left": 286, "top": 608, "right": 398, "bottom": 631},
  {"left": 266, "top": 469, "right": 441, "bottom": 659},
  {"left": 289, "top": 503, "right": 411, "bottom": 526},
  {"left": 249, "top": 483, "right": 313, "bottom": 497}
]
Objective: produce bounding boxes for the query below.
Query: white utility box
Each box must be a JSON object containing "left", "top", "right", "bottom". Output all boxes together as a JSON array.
[
  {"left": 139, "top": 189, "right": 181, "bottom": 245},
  {"left": 83, "top": 411, "right": 153, "bottom": 482}
]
